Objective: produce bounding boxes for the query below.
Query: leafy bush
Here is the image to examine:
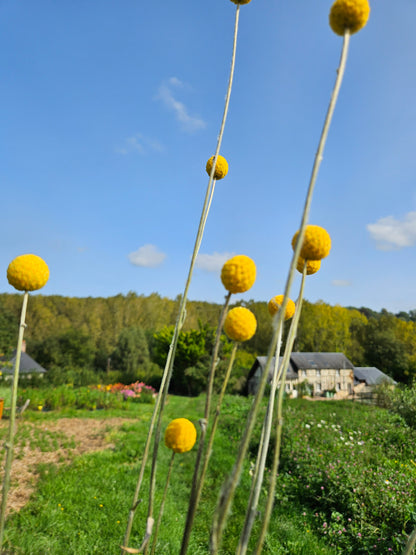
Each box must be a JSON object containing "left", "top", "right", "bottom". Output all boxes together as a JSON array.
[{"left": 256, "top": 399, "right": 416, "bottom": 553}]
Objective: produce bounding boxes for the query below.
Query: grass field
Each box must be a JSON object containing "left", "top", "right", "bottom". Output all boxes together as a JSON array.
[{"left": 0, "top": 392, "right": 414, "bottom": 554}]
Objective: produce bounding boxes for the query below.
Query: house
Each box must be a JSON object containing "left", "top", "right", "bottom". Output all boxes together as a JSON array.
[
  {"left": 246, "top": 353, "right": 387, "bottom": 399},
  {"left": 0, "top": 341, "right": 47, "bottom": 380}
]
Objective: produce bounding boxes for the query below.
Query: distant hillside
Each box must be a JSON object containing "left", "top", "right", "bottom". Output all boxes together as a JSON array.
[{"left": 0, "top": 292, "right": 415, "bottom": 385}]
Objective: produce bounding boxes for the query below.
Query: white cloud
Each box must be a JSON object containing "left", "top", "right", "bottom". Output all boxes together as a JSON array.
[
  {"left": 128, "top": 244, "right": 166, "bottom": 267},
  {"left": 156, "top": 77, "right": 206, "bottom": 133},
  {"left": 331, "top": 279, "right": 352, "bottom": 287},
  {"left": 196, "top": 252, "right": 236, "bottom": 272},
  {"left": 116, "top": 133, "right": 163, "bottom": 155},
  {"left": 367, "top": 211, "right": 416, "bottom": 251}
]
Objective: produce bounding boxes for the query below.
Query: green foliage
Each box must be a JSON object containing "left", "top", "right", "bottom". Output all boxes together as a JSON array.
[
  {"left": 260, "top": 400, "right": 416, "bottom": 553},
  {"left": 17, "top": 385, "right": 126, "bottom": 411},
  {"left": 376, "top": 381, "right": 416, "bottom": 427},
  {"left": 152, "top": 323, "right": 217, "bottom": 395},
  {"left": 111, "top": 326, "right": 155, "bottom": 384}
]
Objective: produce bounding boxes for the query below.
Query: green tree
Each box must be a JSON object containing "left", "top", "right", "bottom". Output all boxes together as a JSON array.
[
  {"left": 111, "top": 326, "right": 154, "bottom": 384},
  {"left": 152, "top": 324, "right": 216, "bottom": 395}
]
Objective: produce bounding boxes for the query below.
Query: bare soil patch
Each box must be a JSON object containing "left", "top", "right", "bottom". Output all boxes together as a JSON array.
[{"left": 0, "top": 417, "right": 134, "bottom": 514}]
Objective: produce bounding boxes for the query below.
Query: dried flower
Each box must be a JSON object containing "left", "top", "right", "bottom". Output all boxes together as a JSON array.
[
  {"left": 267, "top": 295, "right": 296, "bottom": 320},
  {"left": 221, "top": 255, "right": 256, "bottom": 294},
  {"left": 206, "top": 155, "right": 229, "bottom": 180},
  {"left": 223, "top": 307, "right": 257, "bottom": 342},
  {"left": 7, "top": 254, "right": 49, "bottom": 292},
  {"left": 296, "top": 256, "right": 321, "bottom": 275},
  {"left": 164, "top": 418, "right": 197, "bottom": 454},
  {"left": 291, "top": 225, "right": 331, "bottom": 261},
  {"left": 329, "top": 0, "right": 370, "bottom": 36}
]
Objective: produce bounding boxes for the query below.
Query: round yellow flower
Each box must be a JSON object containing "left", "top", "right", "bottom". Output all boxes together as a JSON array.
[
  {"left": 223, "top": 307, "right": 257, "bottom": 342},
  {"left": 291, "top": 225, "right": 331, "bottom": 261},
  {"left": 296, "top": 256, "right": 321, "bottom": 276},
  {"left": 267, "top": 295, "right": 296, "bottom": 320},
  {"left": 329, "top": 0, "right": 370, "bottom": 36},
  {"left": 206, "top": 155, "right": 229, "bottom": 180},
  {"left": 221, "top": 255, "right": 256, "bottom": 294},
  {"left": 164, "top": 418, "right": 197, "bottom": 454},
  {"left": 7, "top": 254, "right": 50, "bottom": 292}
]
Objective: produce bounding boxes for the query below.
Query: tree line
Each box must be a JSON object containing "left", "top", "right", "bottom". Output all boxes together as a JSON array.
[{"left": 0, "top": 292, "right": 414, "bottom": 393}]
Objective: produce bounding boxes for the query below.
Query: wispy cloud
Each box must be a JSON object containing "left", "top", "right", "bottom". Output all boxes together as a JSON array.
[
  {"left": 156, "top": 77, "right": 206, "bottom": 133},
  {"left": 116, "top": 133, "right": 163, "bottom": 155},
  {"left": 128, "top": 244, "right": 166, "bottom": 267},
  {"left": 332, "top": 279, "right": 352, "bottom": 287},
  {"left": 196, "top": 252, "right": 236, "bottom": 272},
  {"left": 367, "top": 211, "right": 416, "bottom": 251}
]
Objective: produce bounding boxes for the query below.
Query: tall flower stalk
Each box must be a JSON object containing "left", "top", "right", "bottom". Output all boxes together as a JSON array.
[
  {"left": 122, "top": 5, "right": 243, "bottom": 551},
  {"left": 0, "top": 254, "right": 49, "bottom": 549},
  {"left": 254, "top": 264, "right": 309, "bottom": 553},
  {"left": 237, "top": 296, "right": 296, "bottom": 555},
  {"left": 181, "top": 299, "right": 257, "bottom": 554},
  {"left": 210, "top": 28, "right": 351, "bottom": 554},
  {"left": 149, "top": 418, "right": 197, "bottom": 555}
]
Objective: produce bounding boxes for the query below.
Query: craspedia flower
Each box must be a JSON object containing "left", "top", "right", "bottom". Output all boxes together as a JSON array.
[
  {"left": 7, "top": 254, "right": 49, "bottom": 292},
  {"left": 206, "top": 155, "right": 229, "bottom": 180},
  {"left": 329, "top": 0, "right": 370, "bottom": 36},
  {"left": 267, "top": 295, "right": 296, "bottom": 320},
  {"left": 223, "top": 307, "right": 257, "bottom": 342},
  {"left": 164, "top": 418, "right": 197, "bottom": 454},
  {"left": 221, "top": 255, "right": 256, "bottom": 294},
  {"left": 291, "top": 225, "right": 331, "bottom": 261},
  {"left": 296, "top": 256, "right": 321, "bottom": 276}
]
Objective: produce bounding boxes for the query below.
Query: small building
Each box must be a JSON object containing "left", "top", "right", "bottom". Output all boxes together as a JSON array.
[
  {"left": 353, "top": 366, "right": 396, "bottom": 399},
  {"left": 0, "top": 342, "right": 47, "bottom": 380}
]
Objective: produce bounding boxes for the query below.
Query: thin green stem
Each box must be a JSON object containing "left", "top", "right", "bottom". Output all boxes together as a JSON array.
[
  {"left": 236, "top": 326, "right": 283, "bottom": 555},
  {"left": 254, "top": 267, "right": 307, "bottom": 554},
  {"left": 122, "top": 5, "right": 241, "bottom": 551},
  {"left": 0, "top": 291, "right": 29, "bottom": 549},
  {"left": 403, "top": 527, "right": 416, "bottom": 555},
  {"left": 180, "top": 294, "right": 232, "bottom": 555},
  {"left": 150, "top": 452, "right": 175, "bottom": 555}
]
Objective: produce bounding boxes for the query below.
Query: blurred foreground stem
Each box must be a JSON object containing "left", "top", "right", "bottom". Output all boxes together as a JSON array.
[{"left": 0, "top": 291, "right": 29, "bottom": 549}]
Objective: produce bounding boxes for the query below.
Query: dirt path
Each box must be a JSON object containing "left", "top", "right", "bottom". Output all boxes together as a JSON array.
[{"left": 0, "top": 417, "right": 134, "bottom": 514}]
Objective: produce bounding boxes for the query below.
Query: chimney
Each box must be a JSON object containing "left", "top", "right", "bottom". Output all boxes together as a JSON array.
[{"left": 22, "top": 340, "right": 26, "bottom": 353}]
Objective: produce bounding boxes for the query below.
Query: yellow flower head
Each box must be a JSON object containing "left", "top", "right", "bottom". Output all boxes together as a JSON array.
[
  {"left": 223, "top": 307, "right": 257, "bottom": 342},
  {"left": 206, "top": 155, "right": 229, "bottom": 180},
  {"left": 230, "top": 0, "right": 252, "bottom": 4},
  {"left": 291, "top": 225, "right": 331, "bottom": 261},
  {"left": 267, "top": 295, "right": 296, "bottom": 320},
  {"left": 221, "top": 255, "right": 256, "bottom": 294},
  {"left": 329, "top": 0, "right": 370, "bottom": 36},
  {"left": 296, "top": 256, "right": 321, "bottom": 276},
  {"left": 7, "top": 254, "right": 50, "bottom": 292},
  {"left": 164, "top": 418, "right": 197, "bottom": 454}
]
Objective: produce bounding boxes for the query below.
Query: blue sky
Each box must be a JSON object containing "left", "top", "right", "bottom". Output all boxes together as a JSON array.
[{"left": 1, "top": 0, "right": 416, "bottom": 313}]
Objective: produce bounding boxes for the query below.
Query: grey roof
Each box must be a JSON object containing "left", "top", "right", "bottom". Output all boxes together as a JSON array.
[
  {"left": 255, "top": 356, "right": 298, "bottom": 380},
  {"left": 354, "top": 367, "right": 395, "bottom": 386},
  {"left": 290, "top": 352, "right": 354, "bottom": 370},
  {"left": 0, "top": 351, "right": 47, "bottom": 375}
]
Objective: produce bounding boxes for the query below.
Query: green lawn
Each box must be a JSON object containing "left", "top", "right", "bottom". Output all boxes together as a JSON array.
[{"left": 0, "top": 393, "right": 414, "bottom": 554}]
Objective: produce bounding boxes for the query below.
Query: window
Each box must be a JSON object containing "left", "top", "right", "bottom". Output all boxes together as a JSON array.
[
  {"left": 336, "top": 369, "right": 340, "bottom": 377},
  {"left": 316, "top": 370, "right": 321, "bottom": 378},
  {"left": 315, "top": 382, "right": 321, "bottom": 392}
]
